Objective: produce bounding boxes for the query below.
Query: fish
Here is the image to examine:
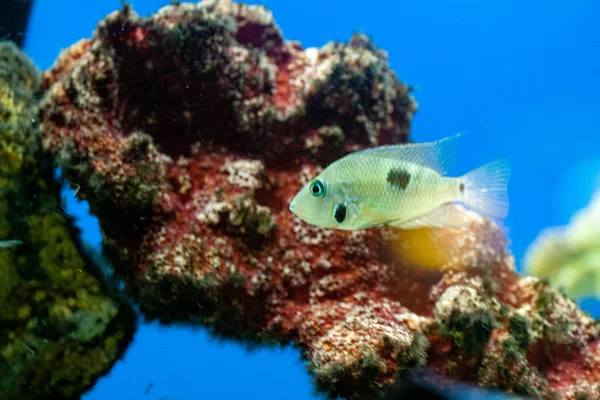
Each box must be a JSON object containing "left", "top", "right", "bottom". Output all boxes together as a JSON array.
[
  {"left": 288, "top": 134, "right": 510, "bottom": 230},
  {"left": 0, "top": 240, "right": 22, "bottom": 248}
]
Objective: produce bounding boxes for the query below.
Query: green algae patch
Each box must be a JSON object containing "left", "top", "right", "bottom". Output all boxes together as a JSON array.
[
  {"left": 311, "top": 354, "right": 388, "bottom": 400},
  {"left": 0, "top": 41, "right": 136, "bottom": 399},
  {"left": 507, "top": 315, "right": 530, "bottom": 351},
  {"left": 439, "top": 309, "right": 496, "bottom": 355}
]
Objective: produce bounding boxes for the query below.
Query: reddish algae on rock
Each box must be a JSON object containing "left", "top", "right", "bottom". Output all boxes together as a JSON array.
[{"left": 39, "top": 1, "right": 600, "bottom": 399}]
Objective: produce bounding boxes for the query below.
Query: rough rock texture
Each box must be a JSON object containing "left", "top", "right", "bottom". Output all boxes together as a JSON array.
[
  {"left": 526, "top": 189, "right": 600, "bottom": 299},
  {"left": 0, "top": 41, "right": 135, "bottom": 399},
  {"left": 39, "top": 1, "right": 600, "bottom": 399}
]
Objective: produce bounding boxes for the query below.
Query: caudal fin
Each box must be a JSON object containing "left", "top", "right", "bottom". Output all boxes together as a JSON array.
[{"left": 461, "top": 159, "right": 511, "bottom": 220}]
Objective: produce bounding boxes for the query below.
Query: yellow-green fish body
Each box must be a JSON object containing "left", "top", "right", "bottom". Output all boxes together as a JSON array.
[{"left": 289, "top": 134, "right": 510, "bottom": 230}]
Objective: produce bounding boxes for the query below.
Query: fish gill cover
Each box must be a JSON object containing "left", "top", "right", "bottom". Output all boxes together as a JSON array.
[{"left": 1, "top": 0, "right": 597, "bottom": 399}]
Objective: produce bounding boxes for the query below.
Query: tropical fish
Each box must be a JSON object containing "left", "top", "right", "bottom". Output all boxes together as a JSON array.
[{"left": 288, "top": 134, "right": 510, "bottom": 230}]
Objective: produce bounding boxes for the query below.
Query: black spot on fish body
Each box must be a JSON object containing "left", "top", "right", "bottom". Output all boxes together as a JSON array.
[
  {"left": 333, "top": 202, "right": 347, "bottom": 223},
  {"left": 387, "top": 167, "right": 411, "bottom": 190},
  {"left": 459, "top": 182, "right": 465, "bottom": 193}
]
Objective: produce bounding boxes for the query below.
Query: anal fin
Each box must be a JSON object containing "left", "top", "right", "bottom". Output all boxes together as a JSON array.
[{"left": 388, "top": 203, "right": 469, "bottom": 229}]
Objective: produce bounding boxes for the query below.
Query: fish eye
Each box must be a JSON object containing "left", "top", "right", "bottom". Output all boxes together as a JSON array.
[
  {"left": 309, "top": 179, "right": 326, "bottom": 198},
  {"left": 333, "top": 201, "right": 347, "bottom": 224}
]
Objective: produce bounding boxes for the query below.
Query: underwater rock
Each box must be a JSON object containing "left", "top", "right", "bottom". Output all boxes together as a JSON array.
[
  {"left": 0, "top": 41, "right": 135, "bottom": 399},
  {"left": 38, "top": 1, "right": 600, "bottom": 399},
  {"left": 526, "top": 189, "right": 600, "bottom": 298}
]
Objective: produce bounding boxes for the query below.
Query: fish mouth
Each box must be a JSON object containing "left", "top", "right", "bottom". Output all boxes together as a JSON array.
[
  {"left": 289, "top": 195, "right": 306, "bottom": 221},
  {"left": 289, "top": 197, "right": 297, "bottom": 214}
]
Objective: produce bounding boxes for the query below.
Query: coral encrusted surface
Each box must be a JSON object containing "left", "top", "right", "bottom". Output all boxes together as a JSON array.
[{"left": 39, "top": 1, "right": 600, "bottom": 399}]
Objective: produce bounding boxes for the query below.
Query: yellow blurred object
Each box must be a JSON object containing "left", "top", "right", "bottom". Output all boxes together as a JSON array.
[
  {"left": 389, "top": 227, "right": 462, "bottom": 271},
  {"left": 385, "top": 205, "right": 507, "bottom": 272}
]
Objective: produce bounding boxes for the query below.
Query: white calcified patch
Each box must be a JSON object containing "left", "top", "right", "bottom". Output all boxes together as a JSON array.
[
  {"left": 147, "top": 233, "right": 204, "bottom": 277},
  {"left": 213, "top": 0, "right": 276, "bottom": 27},
  {"left": 304, "top": 47, "right": 319, "bottom": 64},
  {"left": 196, "top": 199, "right": 231, "bottom": 225},
  {"left": 309, "top": 298, "right": 423, "bottom": 368},
  {"left": 302, "top": 50, "right": 337, "bottom": 98},
  {"left": 434, "top": 285, "right": 487, "bottom": 322},
  {"left": 304, "top": 134, "right": 323, "bottom": 151},
  {"left": 221, "top": 159, "right": 265, "bottom": 189},
  {"left": 292, "top": 217, "right": 333, "bottom": 246},
  {"left": 316, "top": 256, "right": 333, "bottom": 269},
  {"left": 394, "top": 313, "right": 434, "bottom": 332},
  {"left": 298, "top": 164, "right": 322, "bottom": 186},
  {"left": 229, "top": 45, "right": 251, "bottom": 64}
]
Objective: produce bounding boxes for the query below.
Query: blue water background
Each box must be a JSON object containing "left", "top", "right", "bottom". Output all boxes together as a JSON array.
[{"left": 24, "top": 0, "right": 600, "bottom": 398}]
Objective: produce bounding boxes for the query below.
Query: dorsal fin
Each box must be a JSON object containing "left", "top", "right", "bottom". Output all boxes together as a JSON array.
[{"left": 348, "top": 133, "right": 462, "bottom": 175}]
